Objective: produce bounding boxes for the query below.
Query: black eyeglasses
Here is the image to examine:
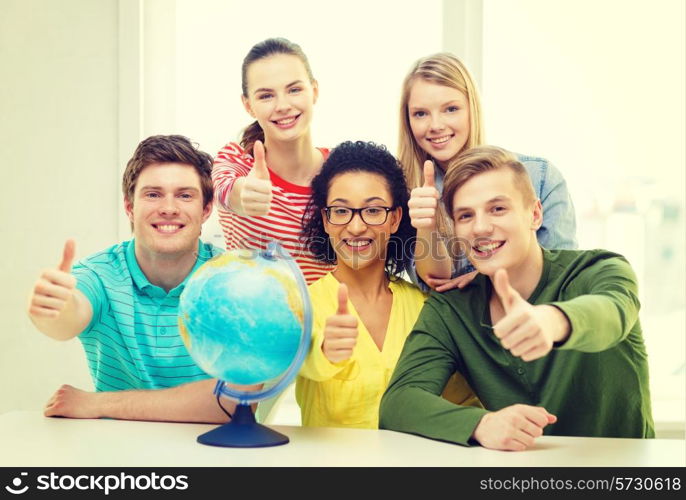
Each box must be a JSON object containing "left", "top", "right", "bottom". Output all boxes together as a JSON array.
[{"left": 324, "top": 206, "right": 394, "bottom": 225}]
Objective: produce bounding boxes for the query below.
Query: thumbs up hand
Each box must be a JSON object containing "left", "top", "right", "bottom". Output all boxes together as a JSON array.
[
  {"left": 408, "top": 160, "right": 441, "bottom": 230},
  {"left": 322, "top": 283, "right": 359, "bottom": 363},
  {"left": 492, "top": 268, "right": 525, "bottom": 314},
  {"left": 28, "top": 240, "right": 78, "bottom": 320},
  {"left": 240, "top": 140, "right": 273, "bottom": 216},
  {"left": 492, "top": 269, "right": 571, "bottom": 362}
]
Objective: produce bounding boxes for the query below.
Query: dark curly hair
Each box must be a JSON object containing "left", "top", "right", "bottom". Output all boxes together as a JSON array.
[{"left": 301, "top": 141, "right": 415, "bottom": 279}]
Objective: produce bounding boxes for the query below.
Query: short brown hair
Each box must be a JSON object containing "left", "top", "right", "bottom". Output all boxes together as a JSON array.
[
  {"left": 122, "top": 135, "right": 214, "bottom": 207},
  {"left": 442, "top": 146, "right": 536, "bottom": 218}
]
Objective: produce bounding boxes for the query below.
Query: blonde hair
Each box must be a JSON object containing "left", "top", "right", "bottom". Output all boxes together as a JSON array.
[
  {"left": 397, "top": 53, "right": 485, "bottom": 238},
  {"left": 442, "top": 146, "right": 536, "bottom": 219}
]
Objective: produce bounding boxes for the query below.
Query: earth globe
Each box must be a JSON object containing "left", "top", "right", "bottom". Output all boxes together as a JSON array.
[{"left": 178, "top": 241, "right": 312, "bottom": 448}]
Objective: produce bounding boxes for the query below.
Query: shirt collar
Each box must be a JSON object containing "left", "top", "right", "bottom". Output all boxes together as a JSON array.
[{"left": 125, "top": 239, "right": 207, "bottom": 298}]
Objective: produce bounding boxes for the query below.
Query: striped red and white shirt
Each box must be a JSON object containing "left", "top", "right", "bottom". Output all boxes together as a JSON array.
[{"left": 212, "top": 142, "right": 334, "bottom": 285}]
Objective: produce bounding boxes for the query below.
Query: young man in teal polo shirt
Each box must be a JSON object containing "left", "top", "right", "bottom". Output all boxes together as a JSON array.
[
  {"left": 28, "top": 135, "right": 236, "bottom": 423},
  {"left": 379, "top": 146, "right": 654, "bottom": 451}
]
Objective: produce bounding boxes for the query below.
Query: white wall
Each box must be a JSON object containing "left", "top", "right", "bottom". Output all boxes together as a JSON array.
[
  {"left": 170, "top": 0, "right": 444, "bottom": 246},
  {"left": 482, "top": 0, "right": 684, "bottom": 199},
  {"left": 172, "top": 0, "right": 443, "bottom": 156},
  {"left": 0, "top": 0, "right": 120, "bottom": 413}
]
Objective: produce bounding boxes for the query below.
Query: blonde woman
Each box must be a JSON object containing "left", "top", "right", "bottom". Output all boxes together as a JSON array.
[{"left": 398, "top": 53, "right": 577, "bottom": 292}]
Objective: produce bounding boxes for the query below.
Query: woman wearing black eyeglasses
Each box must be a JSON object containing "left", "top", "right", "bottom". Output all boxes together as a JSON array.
[{"left": 297, "top": 141, "right": 478, "bottom": 429}]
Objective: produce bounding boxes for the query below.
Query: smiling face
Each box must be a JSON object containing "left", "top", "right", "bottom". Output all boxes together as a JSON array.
[
  {"left": 323, "top": 172, "right": 401, "bottom": 273},
  {"left": 451, "top": 168, "right": 542, "bottom": 277},
  {"left": 242, "top": 54, "right": 318, "bottom": 144},
  {"left": 124, "top": 163, "right": 212, "bottom": 260},
  {"left": 408, "top": 79, "right": 471, "bottom": 168}
]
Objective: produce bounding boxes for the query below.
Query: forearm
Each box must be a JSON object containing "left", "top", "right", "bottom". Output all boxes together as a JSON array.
[
  {"left": 94, "top": 379, "right": 232, "bottom": 423},
  {"left": 380, "top": 318, "right": 486, "bottom": 445},
  {"left": 551, "top": 256, "right": 640, "bottom": 352},
  {"left": 552, "top": 293, "right": 638, "bottom": 352},
  {"left": 543, "top": 305, "right": 571, "bottom": 344},
  {"left": 414, "top": 229, "right": 453, "bottom": 282},
  {"left": 227, "top": 177, "right": 248, "bottom": 215},
  {"left": 379, "top": 385, "right": 487, "bottom": 446}
]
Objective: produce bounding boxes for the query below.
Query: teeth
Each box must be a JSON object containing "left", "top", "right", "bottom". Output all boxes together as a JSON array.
[
  {"left": 277, "top": 117, "right": 296, "bottom": 125},
  {"left": 476, "top": 242, "right": 501, "bottom": 252},
  {"left": 346, "top": 240, "right": 371, "bottom": 247},
  {"left": 429, "top": 136, "right": 450, "bottom": 144},
  {"left": 157, "top": 225, "right": 180, "bottom": 233}
]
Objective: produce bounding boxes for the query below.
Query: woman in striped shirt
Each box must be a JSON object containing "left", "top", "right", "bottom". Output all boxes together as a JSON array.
[{"left": 212, "top": 38, "right": 334, "bottom": 284}]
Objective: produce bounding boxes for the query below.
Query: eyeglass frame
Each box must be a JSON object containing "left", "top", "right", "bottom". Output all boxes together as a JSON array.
[{"left": 323, "top": 205, "right": 395, "bottom": 226}]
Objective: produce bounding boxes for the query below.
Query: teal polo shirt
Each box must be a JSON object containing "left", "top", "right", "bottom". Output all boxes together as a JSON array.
[{"left": 73, "top": 239, "right": 223, "bottom": 392}]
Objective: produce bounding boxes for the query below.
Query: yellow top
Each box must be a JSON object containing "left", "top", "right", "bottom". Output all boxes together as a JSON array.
[{"left": 296, "top": 272, "right": 478, "bottom": 428}]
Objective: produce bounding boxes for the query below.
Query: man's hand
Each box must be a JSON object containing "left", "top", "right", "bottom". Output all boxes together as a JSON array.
[
  {"left": 28, "top": 240, "right": 77, "bottom": 320},
  {"left": 472, "top": 404, "right": 557, "bottom": 451},
  {"left": 492, "top": 269, "right": 570, "bottom": 361},
  {"left": 44, "top": 384, "right": 103, "bottom": 419},
  {"left": 408, "top": 161, "right": 440, "bottom": 230},
  {"left": 321, "top": 283, "right": 358, "bottom": 363},
  {"left": 239, "top": 140, "right": 273, "bottom": 216}
]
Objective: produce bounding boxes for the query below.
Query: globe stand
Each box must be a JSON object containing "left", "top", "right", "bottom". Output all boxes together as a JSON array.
[{"left": 197, "top": 404, "right": 289, "bottom": 448}]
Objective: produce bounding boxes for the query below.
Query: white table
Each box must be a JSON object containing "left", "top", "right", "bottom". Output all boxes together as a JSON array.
[{"left": 1, "top": 411, "right": 684, "bottom": 467}]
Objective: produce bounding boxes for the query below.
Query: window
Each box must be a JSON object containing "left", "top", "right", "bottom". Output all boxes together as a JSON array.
[{"left": 481, "top": 0, "right": 685, "bottom": 433}]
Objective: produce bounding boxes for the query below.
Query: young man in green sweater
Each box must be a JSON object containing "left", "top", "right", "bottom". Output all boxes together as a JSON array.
[{"left": 380, "top": 146, "right": 654, "bottom": 451}]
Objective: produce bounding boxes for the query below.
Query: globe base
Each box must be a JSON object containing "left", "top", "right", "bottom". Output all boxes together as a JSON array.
[{"left": 197, "top": 404, "right": 289, "bottom": 448}]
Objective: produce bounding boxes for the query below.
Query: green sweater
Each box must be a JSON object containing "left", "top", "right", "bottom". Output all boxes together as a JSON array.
[{"left": 379, "top": 249, "right": 654, "bottom": 445}]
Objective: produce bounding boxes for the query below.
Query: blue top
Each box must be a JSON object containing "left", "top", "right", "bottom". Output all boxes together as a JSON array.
[
  {"left": 72, "top": 239, "right": 223, "bottom": 392},
  {"left": 407, "top": 153, "right": 578, "bottom": 288}
]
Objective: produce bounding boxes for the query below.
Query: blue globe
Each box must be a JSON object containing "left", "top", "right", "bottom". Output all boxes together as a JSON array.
[{"left": 178, "top": 243, "right": 311, "bottom": 403}]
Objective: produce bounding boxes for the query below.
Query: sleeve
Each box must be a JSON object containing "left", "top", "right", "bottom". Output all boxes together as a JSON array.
[
  {"left": 211, "top": 143, "right": 253, "bottom": 211},
  {"left": 71, "top": 262, "right": 104, "bottom": 336},
  {"left": 379, "top": 300, "right": 488, "bottom": 446},
  {"left": 452, "top": 254, "right": 476, "bottom": 277},
  {"left": 405, "top": 254, "right": 431, "bottom": 292},
  {"left": 551, "top": 256, "right": 640, "bottom": 352},
  {"left": 536, "top": 160, "right": 578, "bottom": 250}
]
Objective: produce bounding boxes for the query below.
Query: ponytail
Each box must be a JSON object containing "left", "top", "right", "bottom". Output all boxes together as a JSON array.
[{"left": 240, "top": 120, "right": 265, "bottom": 156}]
